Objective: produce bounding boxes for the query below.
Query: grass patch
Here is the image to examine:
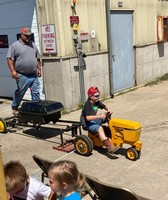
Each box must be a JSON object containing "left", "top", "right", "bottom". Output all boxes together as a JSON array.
[
  {"left": 144, "top": 73, "right": 168, "bottom": 87},
  {"left": 61, "top": 108, "right": 71, "bottom": 115},
  {"left": 77, "top": 102, "right": 84, "bottom": 110},
  {"left": 61, "top": 102, "right": 84, "bottom": 115},
  {"left": 117, "top": 87, "right": 137, "bottom": 96},
  {"left": 101, "top": 95, "right": 109, "bottom": 101}
]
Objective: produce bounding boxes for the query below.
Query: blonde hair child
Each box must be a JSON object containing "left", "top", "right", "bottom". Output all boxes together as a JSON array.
[{"left": 48, "top": 160, "right": 85, "bottom": 200}]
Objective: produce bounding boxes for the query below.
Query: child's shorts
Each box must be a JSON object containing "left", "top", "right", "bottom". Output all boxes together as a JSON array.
[{"left": 87, "top": 118, "right": 104, "bottom": 134}]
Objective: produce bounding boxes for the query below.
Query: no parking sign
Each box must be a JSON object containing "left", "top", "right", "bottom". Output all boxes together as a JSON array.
[{"left": 41, "top": 24, "right": 57, "bottom": 54}]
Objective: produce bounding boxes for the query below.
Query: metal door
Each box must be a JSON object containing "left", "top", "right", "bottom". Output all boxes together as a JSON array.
[{"left": 110, "top": 11, "right": 134, "bottom": 92}]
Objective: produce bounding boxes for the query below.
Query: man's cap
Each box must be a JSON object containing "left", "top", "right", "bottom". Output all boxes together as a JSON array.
[
  {"left": 21, "top": 27, "right": 32, "bottom": 36},
  {"left": 88, "top": 86, "right": 100, "bottom": 96}
]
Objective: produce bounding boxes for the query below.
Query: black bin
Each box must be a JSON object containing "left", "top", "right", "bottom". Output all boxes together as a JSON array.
[{"left": 19, "top": 100, "right": 64, "bottom": 124}]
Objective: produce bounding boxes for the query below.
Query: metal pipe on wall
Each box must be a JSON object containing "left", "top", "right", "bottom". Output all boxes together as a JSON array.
[
  {"left": 105, "top": 0, "right": 114, "bottom": 97},
  {"left": 77, "top": 43, "right": 86, "bottom": 104}
]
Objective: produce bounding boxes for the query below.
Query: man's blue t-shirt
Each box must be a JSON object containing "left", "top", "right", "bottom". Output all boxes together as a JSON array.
[{"left": 59, "top": 192, "right": 81, "bottom": 200}]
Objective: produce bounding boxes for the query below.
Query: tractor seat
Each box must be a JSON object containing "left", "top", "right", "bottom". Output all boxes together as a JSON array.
[{"left": 82, "top": 126, "right": 89, "bottom": 131}]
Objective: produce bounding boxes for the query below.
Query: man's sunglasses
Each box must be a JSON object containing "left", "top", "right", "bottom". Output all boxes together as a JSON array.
[{"left": 23, "top": 34, "right": 32, "bottom": 38}]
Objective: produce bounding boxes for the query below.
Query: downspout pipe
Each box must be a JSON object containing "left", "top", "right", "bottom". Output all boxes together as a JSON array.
[
  {"left": 105, "top": 0, "right": 114, "bottom": 98},
  {"left": 77, "top": 43, "right": 86, "bottom": 104}
]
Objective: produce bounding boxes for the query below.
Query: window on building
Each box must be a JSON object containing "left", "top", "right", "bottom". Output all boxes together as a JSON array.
[
  {"left": 157, "top": 16, "right": 168, "bottom": 42},
  {"left": 0, "top": 35, "right": 9, "bottom": 48}
]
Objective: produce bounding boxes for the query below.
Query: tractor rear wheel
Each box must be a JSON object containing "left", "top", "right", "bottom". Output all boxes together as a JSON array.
[
  {"left": 0, "top": 118, "right": 7, "bottom": 133},
  {"left": 74, "top": 135, "right": 93, "bottom": 156},
  {"left": 126, "top": 147, "right": 139, "bottom": 161}
]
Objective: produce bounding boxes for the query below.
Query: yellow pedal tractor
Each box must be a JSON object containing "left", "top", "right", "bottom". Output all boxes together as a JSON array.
[
  {"left": 0, "top": 118, "right": 7, "bottom": 133},
  {"left": 74, "top": 115, "right": 142, "bottom": 161}
]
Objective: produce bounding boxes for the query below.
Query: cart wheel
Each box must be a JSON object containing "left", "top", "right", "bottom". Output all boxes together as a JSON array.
[
  {"left": 74, "top": 135, "right": 93, "bottom": 156},
  {"left": 0, "top": 118, "right": 7, "bottom": 133},
  {"left": 126, "top": 148, "right": 139, "bottom": 161}
]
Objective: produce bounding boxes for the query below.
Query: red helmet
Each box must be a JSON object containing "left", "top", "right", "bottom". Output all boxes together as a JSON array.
[{"left": 87, "top": 86, "right": 100, "bottom": 96}]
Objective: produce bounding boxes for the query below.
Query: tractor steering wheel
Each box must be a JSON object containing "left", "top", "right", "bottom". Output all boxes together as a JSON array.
[{"left": 103, "top": 111, "right": 111, "bottom": 123}]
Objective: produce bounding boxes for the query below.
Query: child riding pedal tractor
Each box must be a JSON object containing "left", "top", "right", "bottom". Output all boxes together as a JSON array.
[{"left": 74, "top": 86, "right": 142, "bottom": 161}]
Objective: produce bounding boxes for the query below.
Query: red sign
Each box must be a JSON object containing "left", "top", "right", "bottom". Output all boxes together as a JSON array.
[
  {"left": 80, "top": 32, "right": 89, "bottom": 41},
  {"left": 70, "top": 16, "right": 79, "bottom": 24}
]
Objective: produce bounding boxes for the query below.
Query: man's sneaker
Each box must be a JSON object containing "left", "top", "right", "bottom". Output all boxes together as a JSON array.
[{"left": 12, "top": 109, "right": 19, "bottom": 116}]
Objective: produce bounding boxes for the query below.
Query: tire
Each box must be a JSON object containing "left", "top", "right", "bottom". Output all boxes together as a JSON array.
[
  {"left": 74, "top": 135, "right": 93, "bottom": 156},
  {"left": 0, "top": 118, "right": 7, "bottom": 133},
  {"left": 126, "top": 147, "right": 139, "bottom": 161},
  {"left": 137, "top": 151, "right": 141, "bottom": 159}
]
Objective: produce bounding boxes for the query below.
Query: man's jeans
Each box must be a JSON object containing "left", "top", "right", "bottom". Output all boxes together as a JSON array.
[{"left": 12, "top": 73, "right": 40, "bottom": 110}]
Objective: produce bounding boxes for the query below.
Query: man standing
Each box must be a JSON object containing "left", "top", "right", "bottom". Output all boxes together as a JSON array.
[{"left": 7, "top": 27, "right": 42, "bottom": 116}]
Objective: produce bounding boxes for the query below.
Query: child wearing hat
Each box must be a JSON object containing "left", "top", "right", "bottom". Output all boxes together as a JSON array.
[{"left": 80, "top": 86, "right": 118, "bottom": 156}]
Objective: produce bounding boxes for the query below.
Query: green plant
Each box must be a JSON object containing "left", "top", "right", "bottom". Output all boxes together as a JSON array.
[
  {"left": 117, "top": 88, "right": 137, "bottom": 96},
  {"left": 144, "top": 80, "right": 159, "bottom": 86},
  {"left": 61, "top": 108, "right": 70, "bottom": 115},
  {"left": 144, "top": 73, "right": 168, "bottom": 87},
  {"left": 158, "top": 73, "right": 168, "bottom": 81},
  {"left": 77, "top": 102, "right": 84, "bottom": 110},
  {"left": 101, "top": 95, "right": 109, "bottom": 102},
  {"left": 61, "top": 102, "right": 84, "bottom": 115}
]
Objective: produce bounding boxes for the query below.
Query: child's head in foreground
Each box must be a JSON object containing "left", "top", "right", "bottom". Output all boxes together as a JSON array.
[
  {"left": 48, "top": 160, "right": 85, "bottom": 195},
  {"left": 4, "top": 160, "right": 28, "bottom": 195}
]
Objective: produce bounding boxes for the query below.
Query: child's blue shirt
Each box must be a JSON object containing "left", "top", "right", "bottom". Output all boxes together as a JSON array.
[{"left": 59, "top": 191, "right": 81, "bottom": 200}]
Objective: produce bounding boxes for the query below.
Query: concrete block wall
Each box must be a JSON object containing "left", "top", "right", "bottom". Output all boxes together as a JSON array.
[
  {"left": 136, "top": 42, "right": 168, "bottom": 85},
  {"left": 42, "top": 53, "right": 110, "bottom": 110}
]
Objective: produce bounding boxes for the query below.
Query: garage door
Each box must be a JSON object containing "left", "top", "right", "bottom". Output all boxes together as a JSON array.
[{"left": 0, "top": 0, "right": 45, "bottom": 100}]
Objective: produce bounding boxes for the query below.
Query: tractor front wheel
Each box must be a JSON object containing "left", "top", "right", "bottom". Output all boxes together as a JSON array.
[
  {"left": 126, "top": 148, "right": 139, "bottom": 161},
  {"left": 0, "top": 118, "right": 7, "bottom": 133},
  {"left": 74, "top": 135, "right": 93, "bottom": 156}
]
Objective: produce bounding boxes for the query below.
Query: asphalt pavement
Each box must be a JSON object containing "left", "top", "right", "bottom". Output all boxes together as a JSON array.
[{"left": 1, "top": 81, "right": 168, "bottom": 200}]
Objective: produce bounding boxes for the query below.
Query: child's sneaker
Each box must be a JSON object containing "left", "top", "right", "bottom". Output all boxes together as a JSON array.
[{"left": 107, "top": 151, "right": 119, "bottom": 158}]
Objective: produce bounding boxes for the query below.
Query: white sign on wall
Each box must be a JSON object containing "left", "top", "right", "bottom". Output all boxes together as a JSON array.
[{"left": 41, "top": 24, "right": 57, "bottom": 54}]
